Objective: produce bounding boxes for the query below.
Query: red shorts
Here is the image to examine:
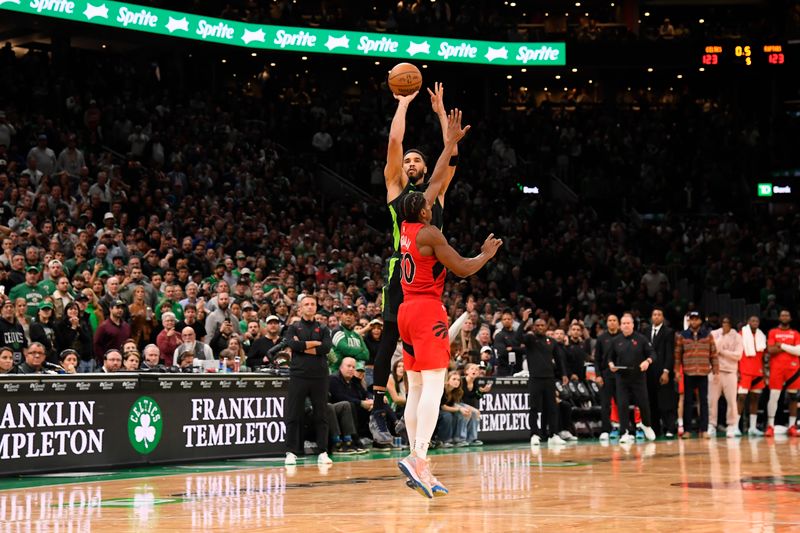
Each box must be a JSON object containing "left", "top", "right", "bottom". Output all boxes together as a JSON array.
[
  {"left": 738, "top": 374, "right": 765, "bottom": 392},
  {"left": 398, "top": 299, "right": 451, "bottom": 372},
  {"left": 739, "top": 354, "right": 764, "bottom": 377},
  {"left": 769, "top": 355, "right": 800, "bottom": 390}
]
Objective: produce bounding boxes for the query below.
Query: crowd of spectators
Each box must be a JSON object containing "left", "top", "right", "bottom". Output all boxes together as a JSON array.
[{"left": 0, "top": 35, "right": 798, "bottom": 383}]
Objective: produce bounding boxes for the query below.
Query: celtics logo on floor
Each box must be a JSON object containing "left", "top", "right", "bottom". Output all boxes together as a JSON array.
[{"left": 128, "top": 396, "right": 163, "bottom": 454}]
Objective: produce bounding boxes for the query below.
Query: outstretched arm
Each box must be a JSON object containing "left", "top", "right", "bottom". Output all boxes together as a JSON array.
[
  {"left": 384, "top": 91, "right": 419, "bottom": 201},
  {"left": 429, "top": 82, "right": 458, "bottom": 203},
  {"left": 423, "top": 108, "right": 470, "bottom": 209},
  {"left": 419, "top": 226, "right": 502, "bottom": 278}
]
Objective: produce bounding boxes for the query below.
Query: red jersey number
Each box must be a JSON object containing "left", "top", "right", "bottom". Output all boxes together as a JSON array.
[{"left": 401, "top": 252, "right": 416, "bottom": 284}]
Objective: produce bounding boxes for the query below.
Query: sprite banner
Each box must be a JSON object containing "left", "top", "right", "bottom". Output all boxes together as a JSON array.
[{"left": 0, "top": 0, "right": 565, "bottom": 66}]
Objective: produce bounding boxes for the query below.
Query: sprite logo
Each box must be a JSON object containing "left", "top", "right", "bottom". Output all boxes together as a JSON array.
[{"left": 128, "top": 396, "right": 162, "bottom": 454}]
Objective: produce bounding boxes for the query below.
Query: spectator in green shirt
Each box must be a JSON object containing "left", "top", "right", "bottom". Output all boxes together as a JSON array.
[
  {"left": 329, "top": 305, "right": 369, "bottom": 373},
  {"left": 8, "top": 265, "right": 48, "bottom": 317}
]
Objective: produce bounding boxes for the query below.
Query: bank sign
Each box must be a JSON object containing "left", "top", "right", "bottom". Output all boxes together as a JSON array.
[{"left": 0, "top": 0, "right": 565, "bottom": 66}]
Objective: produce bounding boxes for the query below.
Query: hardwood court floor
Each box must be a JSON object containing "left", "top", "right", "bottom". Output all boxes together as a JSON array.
[{"left": 2, "top": 438, "right": 800, "bottom": 532}]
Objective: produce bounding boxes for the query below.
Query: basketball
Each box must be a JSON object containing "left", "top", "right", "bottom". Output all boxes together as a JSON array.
[{"left": 388, "top": 63, "right": 422, "bottom": 96}]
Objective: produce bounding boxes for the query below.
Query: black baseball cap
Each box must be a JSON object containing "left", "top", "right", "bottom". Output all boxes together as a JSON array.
[
  {"left": 342, "top": 305, "right": 356, "bottom": 314},
  {"left": 688, "top": 311, "right": 702, "bottom": 319}
]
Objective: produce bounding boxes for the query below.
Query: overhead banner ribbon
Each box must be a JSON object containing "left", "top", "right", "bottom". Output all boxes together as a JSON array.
[{"left": 0, "top": 0, "right": 566, "bottom": 66}]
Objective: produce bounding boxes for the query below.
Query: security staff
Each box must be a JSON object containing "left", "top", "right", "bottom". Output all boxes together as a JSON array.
[
  {"left": 283, "top": 295, "right": 332, "bottom": 465},
  {"left": 524, "top": 318, "right": 568, "bottom": 446},
  {"left": 608, "top": 314, "right": 657, "bottom": 443},
  {"left": 595, "top": 314, "right": 621, "bottom": 440}
]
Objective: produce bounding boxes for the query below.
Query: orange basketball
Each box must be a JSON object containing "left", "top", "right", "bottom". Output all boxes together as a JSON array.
[{"left": 388, "top": 63, "right": 422, "bottom": 96}]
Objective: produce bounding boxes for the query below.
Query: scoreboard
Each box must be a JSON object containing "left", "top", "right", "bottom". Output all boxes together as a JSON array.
[{"left": 701, "top": 42, "right": 785, "bottom": 67}]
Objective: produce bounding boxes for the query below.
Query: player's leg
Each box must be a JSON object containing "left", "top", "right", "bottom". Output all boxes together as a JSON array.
[
  {"left": 708, "top": 373, "right": 722, "bottom": 434},
  {"left": 766, "top": 362, "right": 786, "bottom": 435},
  {"left": 404, "top": 368, "right": 422, "bottom": 449},
  {"left": 788, "top": 391, "right": 798, "bottom": 436}
]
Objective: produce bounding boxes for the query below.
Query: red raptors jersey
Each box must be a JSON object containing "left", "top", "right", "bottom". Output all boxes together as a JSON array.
[
  {"left": 767, "top": 327, "right": 800, "bottom": 358},
  {"left": 400, "top": 221, "right": 447, "bottom": 300}
]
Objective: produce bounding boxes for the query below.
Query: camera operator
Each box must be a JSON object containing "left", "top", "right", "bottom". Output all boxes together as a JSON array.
[
  {"left": 247, "top": 314, "right": 284, "bottom": 369},
  {"left": 283, "top": 295, "right": 332, "bottom": 466}
]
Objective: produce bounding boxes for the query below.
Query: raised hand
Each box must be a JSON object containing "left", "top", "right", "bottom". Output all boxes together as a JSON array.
[
  {"left": 427, "top": 82, "right": 445, "bottom": 116},
  {"left": 393, "top": 90, "right": 419, "bottom": 105},
  {"left": 445, "top": 108, "right": 471, "bottom": 144},
  {"left": 480, "top": 233, "right": 503, "bottom": 258}
]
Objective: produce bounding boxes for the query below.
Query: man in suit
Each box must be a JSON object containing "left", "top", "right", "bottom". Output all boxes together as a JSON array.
[{"left": 643, "top": 307, "right": 677, "bottom": 437}]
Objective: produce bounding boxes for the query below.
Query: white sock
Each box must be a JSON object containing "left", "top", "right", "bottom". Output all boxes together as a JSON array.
[
  {"left": 677, "top": 418, "right": 683, "bottom": 427},
  {"left": 404, "top": 370, "right": 422, "bottom": 451},
  {"left": 750, "top": 414, "right": 758, "bottom": 429},
  {"left": 790, "top": 416, "right": 797, "bottom": 428},
  {"left": 767, "top": 389, "right": 781, "bottom": 427},
  {"left": 413, "top": 368, "right": 447, "bottom": 461}
]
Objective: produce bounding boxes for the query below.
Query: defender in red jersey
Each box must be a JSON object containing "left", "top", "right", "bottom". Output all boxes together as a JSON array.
[
  {"left": 765, "top": 310, "right": 800, "bottom": 437},
  {"left": 395, "top": 110, "right": 503, "bottom": 499},
  {"left": 737, "top": 315, "right": 767, "bottom": 436}
]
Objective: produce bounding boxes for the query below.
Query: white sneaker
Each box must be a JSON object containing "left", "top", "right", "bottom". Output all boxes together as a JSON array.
[
  {"left": 559, "top": 430, "right": 578, "bottom": 442},
  {"left": 548, "top": 434, "right": 567, "bottom": 445},
  {"left": 707, "top": 425, "right": 717, "bottom": 437},
  {"left": 619, "top": 432, "right": 635, "bottom": 445},
  {"left": 642, "top": 425, "right": 656, "bottom": 441},
  {"left": 599, "top": 432, "right": 610, "bottom": 441},
  {"left": 317, "top": 452, "right": 333, "bottom": 465},
  {"left": 530, "top": 435, "right": 541, "bottom": 447},
  {"left": 748, "top": 427, "right": 764, "bottom": 437},
  {"left": 727, "top": 427, "right": 741, "bottom": 438},
  {"left": 285, "top": 452, "right": 297, "bottom": 466}
]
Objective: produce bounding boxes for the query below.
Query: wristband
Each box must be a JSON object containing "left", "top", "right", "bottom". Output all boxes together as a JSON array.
[{"left": 448, "top": 155, "right": 459, "bottom": 167}]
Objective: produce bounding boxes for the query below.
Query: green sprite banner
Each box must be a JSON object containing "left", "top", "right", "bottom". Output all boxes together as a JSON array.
[{"left": 0, "top": 0, "right": 566, "bottom": 66}]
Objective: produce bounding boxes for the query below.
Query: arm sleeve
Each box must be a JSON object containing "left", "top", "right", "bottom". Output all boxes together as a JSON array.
[
  {"left": 448, "top": 312, "right": 469, "bottom": 342},
  {"left": 780, "top": 343, "right": 800, "bottom": 356}
]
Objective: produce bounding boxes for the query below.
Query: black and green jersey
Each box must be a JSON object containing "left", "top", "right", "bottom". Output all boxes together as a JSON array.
[{"left": 382, "top": 180, "right": 444, "bottom": 321}]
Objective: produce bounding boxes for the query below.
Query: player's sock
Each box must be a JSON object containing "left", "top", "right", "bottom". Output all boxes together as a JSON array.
[
  {"left": 373, "top": 390, "right": 386, "bottom": 412},
  {"left": 750, "top": 414, "right": 758, "bottom": 429},
  {"left": 414, "top": 440, "right": 430, "bottom": 460},
  {"left": 677, "top": 418, "right": 683, "bottom": 427},
  {"left": 343, "top": 435, "right": 352, "bottom": 443}
]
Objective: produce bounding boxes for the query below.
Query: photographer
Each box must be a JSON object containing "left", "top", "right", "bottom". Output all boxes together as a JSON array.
[
  {"left": 209, "top": 318, "right": 236, "bottom": 356},
  {"left": 283, "top": 295, "right": 332, "bottom": 466},
  {"left": 246, "top": 314, "right": 284, "bottom": 369}
]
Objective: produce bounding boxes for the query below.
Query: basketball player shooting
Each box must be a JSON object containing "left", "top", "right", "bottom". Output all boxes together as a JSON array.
[
  {"left": 396, "top": 110, "right": 503, "bottom": 498},
  {"left": 370, "top": 82, "right": 460, "bottom": 445}
]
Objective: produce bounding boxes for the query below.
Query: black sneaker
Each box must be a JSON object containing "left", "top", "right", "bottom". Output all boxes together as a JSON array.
[
  {"left": 333, "top": 441, "right": 356, "bottom": 455},
  {"left": 373, "top": 440, "right": 394, "bottom": 450},
  {"left": 344, "top": 441, "right": 365, "bottom": 454}
]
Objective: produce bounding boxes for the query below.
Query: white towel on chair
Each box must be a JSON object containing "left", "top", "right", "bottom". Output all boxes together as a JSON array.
[{"left": 741, "top": 327, "right": 766, "bottom": 357}]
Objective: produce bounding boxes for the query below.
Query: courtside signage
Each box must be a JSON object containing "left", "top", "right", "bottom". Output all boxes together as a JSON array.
[{"left": 0, "top": 0, "right": 566, "bottom": 66}]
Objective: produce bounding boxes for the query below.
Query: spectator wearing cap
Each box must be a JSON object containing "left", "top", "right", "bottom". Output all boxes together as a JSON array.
[
  {"left": 246, "top": 314, "right": 284, "bottom": 369},
  {"left": 479, "top": 345, "right": 495, "bottom": 376},
  {"left": 0, "top": 298, "right": 27, "bottom": 365},
  {"left": 93, "top": 298, "right": 131, "bottom": 365},
  {"left": 238, "top": 300, "right": 258, "bottom": 333},
  {"left": 155, "top": 283, "right": 184, "bottom": 323},
  {"left": 27, "top": 134, "right": 56, "bottom": 177},
  {"left": 55, "top": 301, "right": 94, "bottom": 372},
  {"left": 363, "top": 318, "right": 383, "bottom": 367},
  {"left": 233, "top": 252, "right": 250, "bottom": 279},
  {"left": 29, "top": 301, "right": 57, "bottom": 363},
  {"left": 37, "top": 259, "right": 64, "bottom": 295},
  {"left": 8, "top": 265, "right": 47, "bottom": 317},
  {"left": 674, "top": 310, "right": 719, "bottom": 439},
  {"left": 328, "top": 305, "right": 369, "bottom": 374}
]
